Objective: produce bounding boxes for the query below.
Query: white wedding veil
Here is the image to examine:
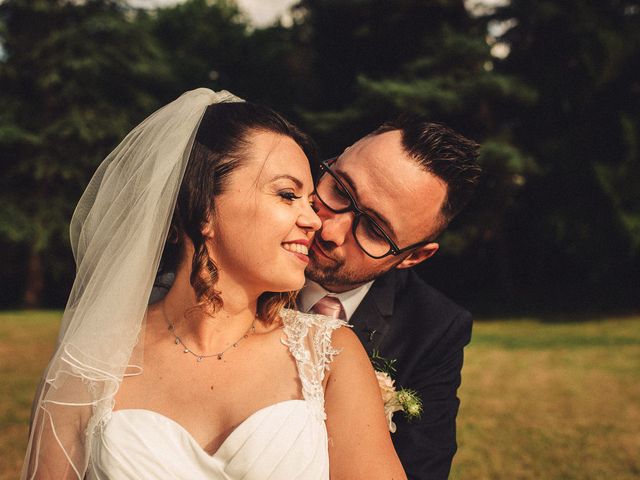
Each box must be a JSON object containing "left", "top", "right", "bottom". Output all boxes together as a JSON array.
[{"left": 22, "top": 88, "right": 243, "bottom": 479}]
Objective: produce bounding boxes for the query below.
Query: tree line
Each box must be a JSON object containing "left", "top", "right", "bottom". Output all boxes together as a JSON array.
[{"left": 1, "top": 0, "right": 638, "bottom": 315}]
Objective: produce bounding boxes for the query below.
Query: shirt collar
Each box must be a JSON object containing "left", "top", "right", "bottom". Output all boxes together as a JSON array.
[{"left": 298, "top": 279, "right": 374, "bottom": 322}]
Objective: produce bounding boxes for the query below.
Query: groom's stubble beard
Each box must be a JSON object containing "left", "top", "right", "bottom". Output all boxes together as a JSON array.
[
  {"left": 306, "top": 244, "right": 397, "bottom": 290},
  {"left": 306, "top": 251, "right": 377, "bottom": 289}
]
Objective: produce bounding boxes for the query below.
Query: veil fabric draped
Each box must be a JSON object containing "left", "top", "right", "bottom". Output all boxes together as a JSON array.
[{"left": 22, "top": 88, "right": 243, "bottom": 479}]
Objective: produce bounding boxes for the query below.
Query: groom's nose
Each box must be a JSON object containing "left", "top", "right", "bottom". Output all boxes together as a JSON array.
[{"left": 317, "top": 206, "right": 354, "bottom": 248}]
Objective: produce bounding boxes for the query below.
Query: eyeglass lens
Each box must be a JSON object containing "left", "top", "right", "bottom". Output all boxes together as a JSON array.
[{"left": 316, "top": 173, "right": 391, "bottom": 257}]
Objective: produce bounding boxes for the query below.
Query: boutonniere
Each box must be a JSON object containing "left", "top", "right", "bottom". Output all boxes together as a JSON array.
[{"left": 371, "top": 350, "right": 422, "bottom": 433}]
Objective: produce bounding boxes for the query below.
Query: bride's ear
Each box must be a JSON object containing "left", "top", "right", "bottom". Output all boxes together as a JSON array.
[{"left": 201, "top": 222, "right": 215, "bottom": 239}]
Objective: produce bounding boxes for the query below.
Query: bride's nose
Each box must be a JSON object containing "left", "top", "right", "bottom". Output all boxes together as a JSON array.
[{"left": 298, "top": 200, "right": 322, "bottom": 233}]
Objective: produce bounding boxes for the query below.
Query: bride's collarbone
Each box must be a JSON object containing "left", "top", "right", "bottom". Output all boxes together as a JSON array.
[
  {"left": 129, "top": 342, "right": 296, "bottom": 395},
  {"left": 144, "top": 311, "right": 285, "bottom": 358},
  {"left": 147, "top": 326, "right": 291, "bottom": 375},
  {"left": 114, "top": 327, "right": 302, "bottom": 425}
]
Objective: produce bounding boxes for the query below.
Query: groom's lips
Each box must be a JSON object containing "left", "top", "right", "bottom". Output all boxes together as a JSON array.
[{"left": 310, "top": 240, "right": 337, "bottom": 263}]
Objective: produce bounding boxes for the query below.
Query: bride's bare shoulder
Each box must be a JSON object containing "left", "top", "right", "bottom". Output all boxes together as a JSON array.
[
  {"left": 327, "top": 325, "right": 373, "bottom": 381},
  {"left": 330, "top": 324, "right": 362, "bottom": 350}
]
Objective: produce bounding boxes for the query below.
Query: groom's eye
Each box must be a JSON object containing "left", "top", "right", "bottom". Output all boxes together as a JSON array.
[
  {"left": 333, "top": 182, "right": 349, "bottom": 200},
  {"left": 362, "top": 219, "right": 387, "bottom": 241}
]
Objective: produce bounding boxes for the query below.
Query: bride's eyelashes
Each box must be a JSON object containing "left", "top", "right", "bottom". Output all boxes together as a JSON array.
[{"left": 278, "top": 190, "right": 303, "bottom": 202}]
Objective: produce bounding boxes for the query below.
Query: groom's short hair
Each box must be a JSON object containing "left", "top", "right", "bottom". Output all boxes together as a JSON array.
[{"left": 370, "top": 115, "right": 482, "bottom": 229}]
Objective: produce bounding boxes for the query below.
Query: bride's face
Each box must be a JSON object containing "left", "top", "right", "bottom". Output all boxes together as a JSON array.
[{"left": 207, "top": 130, "right": 321, "bottom": 294}]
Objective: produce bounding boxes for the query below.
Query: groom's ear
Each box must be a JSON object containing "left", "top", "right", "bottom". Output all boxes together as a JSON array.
[{"left": 395, "top": 242, "right": 439, "bottom": 270}]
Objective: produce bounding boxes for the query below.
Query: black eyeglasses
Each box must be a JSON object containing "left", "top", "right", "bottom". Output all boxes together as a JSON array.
[{"left": 314, "top": 158, "right": 431, "bottom": 259}]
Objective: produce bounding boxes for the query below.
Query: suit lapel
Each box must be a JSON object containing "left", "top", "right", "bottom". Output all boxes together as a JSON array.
[{"left": 350, "top": 270, "right": 398, "bottom": 355}]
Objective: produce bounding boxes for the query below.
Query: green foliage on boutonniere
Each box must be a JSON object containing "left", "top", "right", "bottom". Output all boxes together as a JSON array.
[
  {"left": 370, "top": 350, "right": 423, "bottom": 432},
  {"left": 371, "top": 349, "right": 397, "bottom": 375}
]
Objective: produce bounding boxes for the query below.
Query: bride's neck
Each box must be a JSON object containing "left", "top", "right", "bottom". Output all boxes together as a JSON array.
[{"left": 161, "top": 260, "right": 259, "bottom": 351}]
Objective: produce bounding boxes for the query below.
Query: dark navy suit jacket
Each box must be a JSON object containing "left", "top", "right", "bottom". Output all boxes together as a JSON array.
[{"left": 350, "top": 268, "right": 472, "bottom": 480}]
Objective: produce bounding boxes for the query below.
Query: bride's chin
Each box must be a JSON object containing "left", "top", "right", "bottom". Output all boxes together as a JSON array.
[{"left": 266, "top": 275, "right": 305, "bottom": 294}]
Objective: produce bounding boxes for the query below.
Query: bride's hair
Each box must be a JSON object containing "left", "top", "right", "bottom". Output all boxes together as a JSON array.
[{"left": 160, "top": 101, "right": 317, "bottom": 323}]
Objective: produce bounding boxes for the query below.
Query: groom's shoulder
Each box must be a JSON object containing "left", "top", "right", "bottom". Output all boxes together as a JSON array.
[
  {"left": 387, "top": 268, "right": 470, "bottom": 320},
  {"left": 370, "top": 268, "right": 472, "bottom": 359}
]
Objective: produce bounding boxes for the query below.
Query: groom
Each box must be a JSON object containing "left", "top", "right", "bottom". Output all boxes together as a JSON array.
[{"left": 299, "top": 115, "right": 481, "bottom": 479}]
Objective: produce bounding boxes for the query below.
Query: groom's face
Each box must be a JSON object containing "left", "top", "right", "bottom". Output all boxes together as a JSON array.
[{"left": 306, "top": 130, "right": 446, "bottom": 293}]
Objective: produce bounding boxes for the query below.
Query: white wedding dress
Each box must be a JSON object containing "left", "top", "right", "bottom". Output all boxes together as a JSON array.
[{"left": 86, "top": 309, "right": 345, "bottom": 480}]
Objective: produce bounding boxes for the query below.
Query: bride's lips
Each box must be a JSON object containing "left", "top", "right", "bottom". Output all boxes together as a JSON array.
[{"left": 282, "top": 240, "right": 310, "bottom": 264}]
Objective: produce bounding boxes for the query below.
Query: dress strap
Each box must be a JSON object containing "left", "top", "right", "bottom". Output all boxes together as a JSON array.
[{"left": 280, "top": 308, "right": 347, "bottom": 420}]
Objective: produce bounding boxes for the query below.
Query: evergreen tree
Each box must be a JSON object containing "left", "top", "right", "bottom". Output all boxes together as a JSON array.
[
  {"left": 0, "top": 0, "right": 170, "bottom": 306},
  {"left": 147, "top": 0, "right": 300, "bottom": 112},
  {"left": 487, "top": 0, "right": 640, "bottom": 308}
]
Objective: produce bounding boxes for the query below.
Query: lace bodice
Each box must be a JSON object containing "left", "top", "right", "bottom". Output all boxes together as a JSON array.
[{"left": 87, "top": 309, "right": 346, "bottom": 480}]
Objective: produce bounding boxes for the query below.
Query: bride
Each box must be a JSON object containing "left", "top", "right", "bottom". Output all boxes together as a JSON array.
[{"left": 22, "top": 89, "right": 406, "bottom": 479}]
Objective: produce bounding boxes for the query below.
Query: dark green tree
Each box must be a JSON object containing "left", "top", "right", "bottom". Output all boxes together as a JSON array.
[
  {"left": 146, "top": 0, "right": 301, "bottom": 112},
  {"left": 0, "top": 0, "right": 170, "bottom": 306},
  {"left": 289, "top": 0, "right": 536, "bottom": 306},
  {"left": 487, "top": 0, "right": 640, "bottom": 308},
  {"left": 145, "top": 0, "right": 248, "bottom": 95}
]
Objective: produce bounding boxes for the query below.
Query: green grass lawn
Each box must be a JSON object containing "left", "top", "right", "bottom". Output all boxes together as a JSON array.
[
  {"left": 451, "top": 317, "right": 640, "bottom": 480},
  {"left": 2, "top": 311, "right": 639, "bottom": 479},
  {"left": 0, "top": 311, "right": 62, "bottom": 479}
]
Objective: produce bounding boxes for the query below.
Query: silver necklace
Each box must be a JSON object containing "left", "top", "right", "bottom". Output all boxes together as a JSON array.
[{"left": 163, "top": 306, "right": 256, "bottom": 362}]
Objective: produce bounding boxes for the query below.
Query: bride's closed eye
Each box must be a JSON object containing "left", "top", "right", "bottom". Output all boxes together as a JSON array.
[{"left": 278, "top": 190, "right": 302, "bottom": 201}]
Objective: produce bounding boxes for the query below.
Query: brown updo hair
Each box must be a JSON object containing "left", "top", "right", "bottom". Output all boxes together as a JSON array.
[{"left": 159, "top": 101, "right": 318, "bottom": 323}]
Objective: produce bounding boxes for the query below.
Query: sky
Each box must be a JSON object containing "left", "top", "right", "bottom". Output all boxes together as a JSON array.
[
  {"left": 128, "top": 1, "right": 510, "bottom": 27},
  {"left": 128, "top": 0, "right": 298, "bottom": 27}
]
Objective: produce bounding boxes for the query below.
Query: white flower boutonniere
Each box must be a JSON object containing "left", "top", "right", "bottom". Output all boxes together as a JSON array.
[{"left": 371, "top": 350, "right": 422, "bottom": 433}]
